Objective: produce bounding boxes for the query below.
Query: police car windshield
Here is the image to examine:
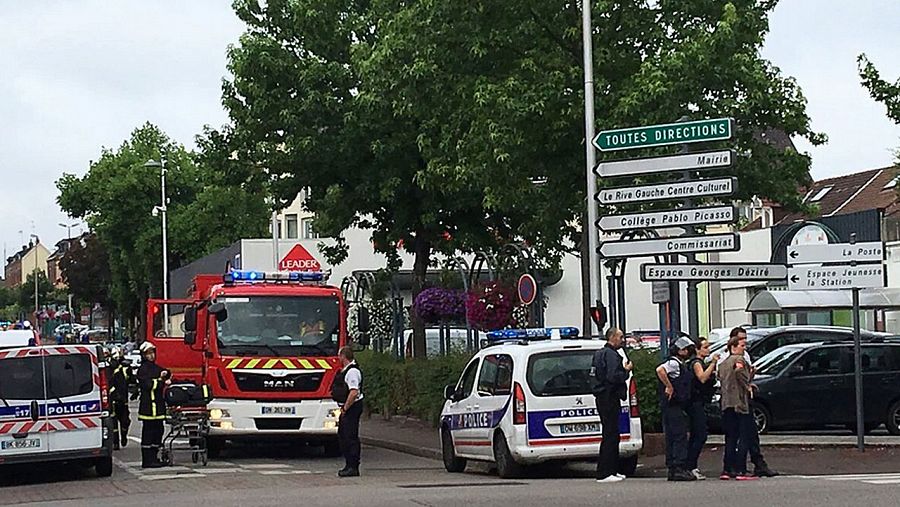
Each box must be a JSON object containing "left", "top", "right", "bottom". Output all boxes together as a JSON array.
[
  {"left": 527, "top": 350, "right": 595, "bottom": 397},
  {"left": 216, "top": 296, "right": 340, "bottom": 357}
]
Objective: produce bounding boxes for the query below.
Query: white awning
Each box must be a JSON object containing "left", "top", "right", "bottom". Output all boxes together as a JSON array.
[{"left": 746, "top": 288, "right": 900, "bottom": 313}]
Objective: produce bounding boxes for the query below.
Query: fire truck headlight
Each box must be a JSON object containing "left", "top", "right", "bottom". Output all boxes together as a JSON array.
[{"left": 210, "top": 408, "right": 230, "bottom": 420}]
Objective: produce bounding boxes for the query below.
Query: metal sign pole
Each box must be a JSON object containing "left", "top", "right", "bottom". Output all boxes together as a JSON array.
[
  {"left": 582, "top": 0, "right": 603, "bottom": 333},
  {"left": 850, "top": 233, "right": 865, "bottom": 451}
]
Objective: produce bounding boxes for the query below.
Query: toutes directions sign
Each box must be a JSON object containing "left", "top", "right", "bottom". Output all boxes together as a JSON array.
[{"left": 593, "top": 118, "right": 733, "bottom": 152}]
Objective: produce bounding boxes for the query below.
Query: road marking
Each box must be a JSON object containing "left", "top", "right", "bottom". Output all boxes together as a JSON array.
[
  {"left": 240, "top": 463, "right": 292, "bottom": 469},
  {"left": 139, "top": 473, "right": 207, "bottom": 481},
  {"left": 140, "top": 466, "right": 195, "bottom": 473},
  {"left": 199, "top": 468, "right": 250, "bottom": 474},
  {"left": 127, "top": 435, "right": 142, "bottom": 444},
  {"left": 258, "top": 470, "right": 319, "bottom": 475},
  {"left": 796, "top": 473, "right": 900, "bottom": 479},
  {"left": 863, "top": 479, "right": 900, "bottom": 484}
]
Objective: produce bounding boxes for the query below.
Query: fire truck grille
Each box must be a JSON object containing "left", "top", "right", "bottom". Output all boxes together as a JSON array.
[{"left": 233, "top": 371, "right": 324, "bottom": 393}]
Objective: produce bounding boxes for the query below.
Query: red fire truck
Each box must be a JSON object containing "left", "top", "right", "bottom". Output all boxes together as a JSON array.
[{"left": 147, "top": 270, "right": 360, "bottom": 457}]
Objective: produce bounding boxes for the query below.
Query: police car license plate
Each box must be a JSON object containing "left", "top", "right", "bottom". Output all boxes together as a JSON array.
[
  {"left": 261, "top": 406, "right": 296, "bottom": 415},
  {"left": 1, "top": 438, "right": 40, "bottom": 450},
  {"left": 560, "top": 423, "right": 601, "bottom": 434}
]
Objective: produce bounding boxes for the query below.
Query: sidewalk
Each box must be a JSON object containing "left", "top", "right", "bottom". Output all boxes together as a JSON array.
[{"left": 360, "top": 415, "right": 900, "bottom": 477}]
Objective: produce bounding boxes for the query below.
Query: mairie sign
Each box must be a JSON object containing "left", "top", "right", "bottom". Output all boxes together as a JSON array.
[{"left": 593, "top": 118, "right": 733, "bottom": 152}]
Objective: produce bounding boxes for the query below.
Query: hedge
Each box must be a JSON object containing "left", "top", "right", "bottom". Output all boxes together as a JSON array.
[{"left": 357, "top": 347, "right": 664, "bottom": 432}]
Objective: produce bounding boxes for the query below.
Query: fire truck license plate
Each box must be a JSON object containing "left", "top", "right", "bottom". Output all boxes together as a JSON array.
[{"left": 261, "top": 406, "right": 296, "bottom": 415}]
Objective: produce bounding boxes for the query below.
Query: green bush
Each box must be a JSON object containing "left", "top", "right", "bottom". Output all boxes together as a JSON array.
[
  {"left": 356, "top": 350, "right": 470, "bottom": 426},
  {"left": 629, "top": 348, "right": 662, "bottom": 433}
]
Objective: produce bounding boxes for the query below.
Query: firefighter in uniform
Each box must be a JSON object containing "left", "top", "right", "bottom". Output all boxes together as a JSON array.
[
  {"left": 109, "top": 347, "right": 132, "bottom": 450},
  {"left": 137, "top": 341, "right": 170, "bottom": 468}
]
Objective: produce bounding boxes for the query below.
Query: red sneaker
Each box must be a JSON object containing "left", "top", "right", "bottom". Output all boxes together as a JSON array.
[{"left": 736, "top": 473, "right": 759, "bottom": 481}]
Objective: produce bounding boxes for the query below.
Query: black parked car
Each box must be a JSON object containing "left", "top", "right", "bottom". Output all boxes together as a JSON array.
[
  {"left": 712, "top": 341, "right": 900, "bottom": 435},
  {"left": 708, "top": 325, "right": 893, "bottom": 360}
]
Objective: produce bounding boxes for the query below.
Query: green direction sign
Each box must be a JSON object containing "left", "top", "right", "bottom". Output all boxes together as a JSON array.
[{"left": 593, "top": 118, "right": 733, "bottom": 152}]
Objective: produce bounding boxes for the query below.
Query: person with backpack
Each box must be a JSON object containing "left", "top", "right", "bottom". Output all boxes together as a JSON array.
[
  {"left": 332, "top": 346, "right": 364, "bottom": 477},
  {"left": 686, "top": 338, "right": 719, "bottom": 480},
  {"left": 656, "top": 336, "right": 697, "bottom": 482}
]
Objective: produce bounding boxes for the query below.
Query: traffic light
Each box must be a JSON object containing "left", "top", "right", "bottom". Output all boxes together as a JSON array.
[{"left": 589, "top": 304, "right": 607, "bottom": 330}]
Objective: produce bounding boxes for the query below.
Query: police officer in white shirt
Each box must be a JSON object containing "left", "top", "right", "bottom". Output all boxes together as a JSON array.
[{"left": 332, "top": 346, "right": 364, "bottom": 477}]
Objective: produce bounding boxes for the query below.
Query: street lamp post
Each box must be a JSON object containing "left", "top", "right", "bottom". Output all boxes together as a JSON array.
[
  {"left": 29, "top": 234, "right": 39, "bottom": 323},
  {"left": 145, "top": 159, "right": 169, "bottom": 334},
  {"left": 58, "top": 222, "right": 80, "bottom": 324}
]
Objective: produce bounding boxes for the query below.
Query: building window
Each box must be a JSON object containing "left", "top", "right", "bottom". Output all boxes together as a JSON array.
[
  {"left": 270, "top": 220, "right": 282, "bottom": 239},
  {"left": 285, "top": 214, "right": 299, "bottom": 239},
  {"left": 809, "top": 186, "right": 832, "bottom": 202},
  {"left": 302, "top": 218, "right": 318, "bottom": 240}
]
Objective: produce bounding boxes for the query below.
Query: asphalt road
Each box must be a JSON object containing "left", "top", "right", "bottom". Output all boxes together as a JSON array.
[{"left": 1, "top": 409, "right": 899, "bottom": 506}]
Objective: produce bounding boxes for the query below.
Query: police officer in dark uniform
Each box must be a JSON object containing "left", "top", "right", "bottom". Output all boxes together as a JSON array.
[
  {"left": 137, "top": 341, "right": 169, "bottom": 468},
  {"left": 109, "top": 347, "right": 132, "bottom": 450},
  {"left": 591, "top": 327, "right": 632, "bottom": 483},
  {"left": 332, "top": 346, "right": 363, "bottom": 477},
  {"left": 655, "top": 337, "right": 697, "bottom": 482}
]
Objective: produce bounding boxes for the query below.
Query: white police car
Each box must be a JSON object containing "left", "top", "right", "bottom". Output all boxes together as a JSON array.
[{"left": 439, "top": 327, "right": 642, "bottom": 478}]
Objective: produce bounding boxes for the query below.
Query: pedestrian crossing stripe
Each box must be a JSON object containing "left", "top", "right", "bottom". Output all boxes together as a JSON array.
[{"left": 223, "top": 357, "right": 334, "bottom": 370}]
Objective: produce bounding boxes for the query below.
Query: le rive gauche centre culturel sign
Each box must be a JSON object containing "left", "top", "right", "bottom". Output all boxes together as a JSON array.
[
  {"left": 596, "top": 177, "right": 736, "bottom": 206},
  {"left": 597, "top": 205, "right": 735, "bottom": 233},
  {"left": 641, "top": 263, "right": 788, "bottom": 282},
  {"left": 593, "top": 118, "right": 733, "bottom": 152}
]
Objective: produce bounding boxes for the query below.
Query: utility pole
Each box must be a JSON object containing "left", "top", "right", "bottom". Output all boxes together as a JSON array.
[
  {"left": 582, "top": 0, "right": 603, "bottom": 333},
  {"left": 145, "top": 159, "right": 169, "bottom": 334}
]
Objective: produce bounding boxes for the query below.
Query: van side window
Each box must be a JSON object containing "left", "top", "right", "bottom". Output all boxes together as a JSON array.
[
  {"left": 476, "top": 355, "right": 514, "bottom": 397},
  {"left": 458, "top": 358, "right": 480, "bottom": 398},
  {"left": 0, "top": 357, "right": 45, "bottom": 400},
  {"left": 46, "top": 355, "right": 93, "bottom": 398}
]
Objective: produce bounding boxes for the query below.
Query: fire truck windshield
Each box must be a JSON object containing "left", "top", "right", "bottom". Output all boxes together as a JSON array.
[{"left": 215, "top": 296, "right": 340, "bottom": 357}]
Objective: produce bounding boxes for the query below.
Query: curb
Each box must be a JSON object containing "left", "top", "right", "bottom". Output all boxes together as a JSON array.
[{"left": 361, "top": 436, "right": 442, "bottom": 461}]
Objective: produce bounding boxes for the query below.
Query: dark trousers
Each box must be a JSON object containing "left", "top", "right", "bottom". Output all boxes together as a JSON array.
[
  {"left": 339, "top": 400, "right": 363, "bottom": 469},
  {"left": 662, "top": 403, "right": 689, "bottom": 470},
  {"left": 686, "top": 401, "right": 708, "bottom": 470},
  {"left": 112, "top": 401, "right": 130, "bottom": 444},
  {"left": 722, "top": 409, "right": 749, "bottom": 474},
  {"left": 141, "top": 419, "right": 164, "bottom": 465},
  {"left": 595, "top": 394, "right": 621, "bottom": 479},
  {"left": 745, "top": 418, "right": 765, "bottom": 468}
]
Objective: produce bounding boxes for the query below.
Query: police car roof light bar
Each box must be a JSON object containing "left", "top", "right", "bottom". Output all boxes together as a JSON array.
[{"left": 485, "top": 327, "right": 580, "bottom": 342}]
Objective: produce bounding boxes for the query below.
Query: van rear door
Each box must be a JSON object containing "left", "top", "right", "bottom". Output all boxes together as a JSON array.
[
  {"left": 44, "top": 346, "right": 103, "bottom": 452},
  {"left": 0, "top": 347, "right": 49, "bottom": 459}
]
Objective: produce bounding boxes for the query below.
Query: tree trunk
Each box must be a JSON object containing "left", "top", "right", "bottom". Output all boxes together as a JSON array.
[
  {"left": 410, "top": 232, "right": 431, "bottom": 359},
  {"left": 580, "top": 214, "right": 592, "bottom": 337}
]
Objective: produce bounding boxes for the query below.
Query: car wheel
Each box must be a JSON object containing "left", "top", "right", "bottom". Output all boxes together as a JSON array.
[
  {"left": 618, "top": 455, "right": 638, "bottom": 477},
  {"left": 95, "top": 456, "right": 113, "bottom": 477},
  {"left": 441, "top": 429, "right": 466, "bottom": 473},
  {"left": 887, "top": 400, "right": 900, "bottom": 436},
  {"left": 752, "top": 404, "right": 771, "bottom": 435},
  {"left": 493, "top": 432, "right": 523, "bottom": 479}
]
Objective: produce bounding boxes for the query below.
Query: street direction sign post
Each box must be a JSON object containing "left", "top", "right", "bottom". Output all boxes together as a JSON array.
[
  {"left": 787, "top": 242, "right": 884, "bottom": 265},
  {"left": 593, "top": 118, "right": 733, "bottom": 152},
  {"left": 594, "top": 150, "right": 733, "bottom": 178},
  {"left": 641, "top": 263, "right": 787, "bottom": 282},
  {"left": 595, "top": 177, "right": 736, "bottom": 205},
  {"left": 596, "top": 205, "right": 735, "bottom": 232},
  {"left": 597, "top": 232, "right": 739, "bottom": 258},
  {"left": 787, "top": 264, "right": 885, "bottom": 290}
]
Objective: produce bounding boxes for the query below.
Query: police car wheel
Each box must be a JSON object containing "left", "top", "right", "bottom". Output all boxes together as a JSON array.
[
  {"left": 95, "top": 456, "right": 113, "bottom": 477},
  {"left": 887, "top": 400, "right": 900, "bottom": 436},
  {"left": 618, "top": 455, "right": 638, "bottom": 477},
  {"left": 441, "top": 429, "right": 466, "bottom": 473},
  {"left": 493, "top": 432, "right": 522, "bottom": 479}
]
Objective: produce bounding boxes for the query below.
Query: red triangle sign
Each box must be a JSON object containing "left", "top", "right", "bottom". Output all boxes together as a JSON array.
[{"left": 279, "top": 244, "right": 322, "bottom": 272}]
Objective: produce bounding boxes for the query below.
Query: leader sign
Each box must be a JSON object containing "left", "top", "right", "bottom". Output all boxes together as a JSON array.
[{"left": 279, "top": 244, "right": 322, "bottom": 271}]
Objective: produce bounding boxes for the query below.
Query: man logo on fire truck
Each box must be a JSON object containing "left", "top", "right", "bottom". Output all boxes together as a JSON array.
[{"left": 279, "top": 244, "right": 322, "bottom": 272}]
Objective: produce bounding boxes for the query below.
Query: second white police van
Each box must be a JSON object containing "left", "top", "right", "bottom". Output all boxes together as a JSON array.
[{"left": 439, "top": 327, "right": 642, "bottom": 478}]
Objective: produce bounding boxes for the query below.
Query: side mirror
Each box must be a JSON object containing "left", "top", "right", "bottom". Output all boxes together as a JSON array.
[
  {"left": 208, "top": 302, "right": 228, "bottom": 323},
  {"left": 444, "top": 384, "right": 457, "bottom": 401},
  {"left": 184, "top": 331, "right": 196, "bottom": 346},
  {"left": 184, "top": 306, "right": 197, "bottom": 333},
  {"left": 357, "top": 307, "right": 371, "bottom": 333}
]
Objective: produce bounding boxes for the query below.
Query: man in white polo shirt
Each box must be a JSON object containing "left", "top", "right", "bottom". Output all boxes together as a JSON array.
[{"left": 332, "top": 346, "right": 364, "bottom": 477}]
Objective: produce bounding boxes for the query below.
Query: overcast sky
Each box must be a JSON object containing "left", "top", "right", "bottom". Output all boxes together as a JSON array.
[{"left": 2, "top": 1, "right": 900, "bottom": 267}]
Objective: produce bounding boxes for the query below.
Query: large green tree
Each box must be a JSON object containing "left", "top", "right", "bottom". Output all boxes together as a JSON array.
[
  {"left": 57, "top": 124, "right": 270, "bottom": 328},
  {"left": 224, "top": 0, "right": 821, "bottom": 355},
  {"left": 859, "top": 54, "right": 900, "bottom": 155},
  {"left": 58, "top": 233, "right": 112, "bottom": 313}
]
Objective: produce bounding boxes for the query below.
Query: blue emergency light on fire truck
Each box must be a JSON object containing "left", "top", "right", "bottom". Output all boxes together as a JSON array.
[{"left": 223, "top": 270, "right": 327, "bottom": 284}]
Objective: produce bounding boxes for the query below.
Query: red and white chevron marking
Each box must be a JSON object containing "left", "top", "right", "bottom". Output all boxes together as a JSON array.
[{"left": 0, "top": 417, "right": 100, "bottom": 435}]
